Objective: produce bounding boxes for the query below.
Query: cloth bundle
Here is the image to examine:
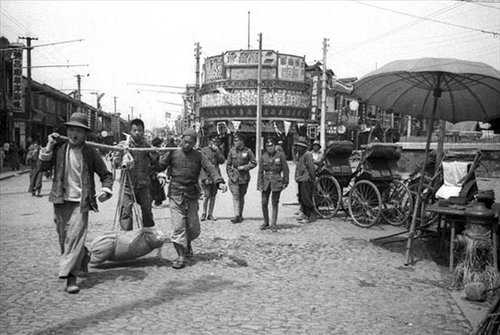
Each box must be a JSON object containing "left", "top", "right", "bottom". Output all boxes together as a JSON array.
[
  {"left": 435, "top": 161, "right": 470, "bottom": 199},
  {"left": 90, "top": 227, "right": 168, "bottom": 264},
  {"left": 89, "top": 163, "right": 169, "bottom": 264}
]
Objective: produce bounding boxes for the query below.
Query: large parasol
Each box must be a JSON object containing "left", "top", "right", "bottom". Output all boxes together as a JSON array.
[{"left": 353, "top": 57, "right": 500, "bottom": 265}]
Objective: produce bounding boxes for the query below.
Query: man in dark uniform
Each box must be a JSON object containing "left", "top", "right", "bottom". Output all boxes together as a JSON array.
[
  {"left": 257, "top": 138, "right": 289, "bottom": 231},
  {"left": 294, "top": 137, "right": 317, "bottom": 223},
  {"left": 200, "top": 136, "right": 225, "bottom": 221},
  {"left": 226, "top": 133, "right": 257, "bottom": 223},
  {"left": 157, "top": 128, "right": 226, "bottom": 269},
  {"left": 113, "top": 119, "right": 158, "bottom": 231}
]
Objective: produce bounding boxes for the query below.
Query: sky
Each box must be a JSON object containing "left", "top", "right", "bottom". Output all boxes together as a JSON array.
[{"left": 1, "top": 0, "right": 499, "bottom": 128}]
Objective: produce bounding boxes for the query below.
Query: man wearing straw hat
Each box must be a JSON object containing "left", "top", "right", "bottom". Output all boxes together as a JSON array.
[{"left": 39, "top": 112, "right": 113, "bottom": 294}]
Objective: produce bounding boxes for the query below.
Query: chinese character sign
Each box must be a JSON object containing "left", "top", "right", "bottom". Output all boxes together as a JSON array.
[{"left": 278, "top": 55, "right": 305, "bottom": 82}]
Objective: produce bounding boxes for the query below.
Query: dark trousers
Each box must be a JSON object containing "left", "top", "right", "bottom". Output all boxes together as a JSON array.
[
  {"left": 28, "top": 165, "right": 43, "bottom": 193},
  {"left": 202, "top": 183, "right": 218, "bottom": 216},
  {"left": 120, "top": 186, "right": 155, "bottom": 231},
  {"left": 298, "top": 181, "right": 315, "bottom": 217},
  {"left": 262, "top": 188, "right": 281, "bottom": 226},
  {"left": 229, "top": 182, "right": 249, "bottom": 217}
]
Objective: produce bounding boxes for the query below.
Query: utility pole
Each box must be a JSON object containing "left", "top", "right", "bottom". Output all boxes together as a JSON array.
[
  {"left": 320, "top": 38, "right": 330, "bottom": 150},
  {"left": 130, "top": 106, "right": 134, "bottom": 119},
  {"left": 256, "top": 33, "right": 263, "bottom": 162},
  {"left": 74, "top": 74, "right": 89, "bottom": 101},
  {"left": 194, "top": 42, "right": 201, "bottom": 130},
  {"left": 247, "top": 11, "right": 251, "bottom": 49},
  {"left": 19, "top": 36, "right": 38, "bottom": 139}
]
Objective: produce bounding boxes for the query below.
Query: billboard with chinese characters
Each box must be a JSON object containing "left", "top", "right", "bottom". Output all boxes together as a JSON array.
[
  {"left": 201, "top": 89, "right": 309, "bottom": 108},
  {"left": 278, "top": 54, "right": 305, "bottom": 82},
  {"left": 223, "top": 50, "right": 277, "bottom": 67},
  {"left": 204, "top": 55, "right": 224, "bottom": 83}
]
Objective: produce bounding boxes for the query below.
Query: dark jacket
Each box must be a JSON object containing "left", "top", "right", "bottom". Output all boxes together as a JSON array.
[
  {"left": 113, "top": 138, "right": 158, "bottom": 190},
  {"left": 158, "top": 148, "right": 223, "bottom": 199},
  {"left": 257, "top": 151, "right": 289, "bottom": 192},
  {"left": 200, "top": 146, "right": 225, "bottom": 184},
  {"left": 40, "top": 142, "right": 113, "bottom": 212},
  {"left": 226, "top": 146, "right": 257, "bottom": 184},
  {"left": 295, "top": 151, "right": 316, "bottom": 182}
]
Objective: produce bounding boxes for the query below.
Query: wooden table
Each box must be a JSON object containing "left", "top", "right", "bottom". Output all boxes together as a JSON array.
[{"left": 427, "top": 203, "right": 499, "bottom": 272}]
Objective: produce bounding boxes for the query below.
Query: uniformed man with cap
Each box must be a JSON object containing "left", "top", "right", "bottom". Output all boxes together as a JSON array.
[
  {"left": 157, "top": 128, "right": 227, "bottom": 269},
  {"left": 226, "top": 133, "right": 257, "bottom": 223},
  {"left": 257, "top": 138, "right": 289, "bottom": 231},
  {"left": 200, "top": 136, "right": 225, "bottom": 221},
  {"left": 294, "top": 136, "right": 317, "bottom": 223}
]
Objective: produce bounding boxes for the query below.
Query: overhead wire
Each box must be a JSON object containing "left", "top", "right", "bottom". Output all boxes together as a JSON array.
[{"left": 355, "top": 1, "right": 500, "bottom": 36}]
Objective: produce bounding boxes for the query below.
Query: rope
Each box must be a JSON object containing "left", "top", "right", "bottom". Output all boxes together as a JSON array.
[{"left": 112, "top": 168, "right": 144, "bottom": 231}]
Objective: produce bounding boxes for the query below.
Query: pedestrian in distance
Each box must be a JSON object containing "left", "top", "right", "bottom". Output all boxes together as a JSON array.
[
  {"left": 311, "top": 140, "right": 322, "bottom": 165},
  {"left": 39, "top": 112, "right": 113, "bottom": 294},
  {"left": 113, "top": 119, "right": 158, "bottom": 231},
  {"left": 226, "top": 133, "right": 257, "bottom": 223},
  {"left": 200, "top": 136, "right": 225, "bottom": 221},
  {"left": 257, "top": 138, "right": 289, "bottom": 232},
  {"left": 294, "top": 137, "right": 317, "bottom": 223},
  {"left": 27, "top": 139, "right": 43, "bottom": 196},
  {"left": 157, "top": 128, "right": 227, "bottom": 269}
]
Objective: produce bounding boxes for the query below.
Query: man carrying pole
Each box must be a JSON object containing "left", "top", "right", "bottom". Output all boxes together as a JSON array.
[
  {"left": 157, "top": 128, "right": 227, "bottom": 269},
  {"left": 39, "top": 112, "right": 113, "bottom": 294}
]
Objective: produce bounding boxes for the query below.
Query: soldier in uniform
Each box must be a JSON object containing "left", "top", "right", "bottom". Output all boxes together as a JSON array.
[
  {"left": 257, "top": 138, "right": 289, "bottom": 231},
  {"left": 200, "top": 136, "right": 225, "bottom": 221},
  {"left": 226, "top": 133, "right": 257, "bottom": 223},
  {"left": 294, "top": 137, "right": 317, "bottom": 223}
]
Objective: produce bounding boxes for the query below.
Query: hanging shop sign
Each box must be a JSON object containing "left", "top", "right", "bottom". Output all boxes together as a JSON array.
[
  {"left": 277, "top": 54, "right": 305, "bottom": 82},
  {"left": 224, "top": 50, "right": 277, "bottom": 67},
  {"left": 204, "top": 55, "right": 224, "bottom": 83}
]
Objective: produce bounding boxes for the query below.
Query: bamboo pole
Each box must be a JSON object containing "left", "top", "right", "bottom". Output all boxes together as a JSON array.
[{"left": 59, "top": 136, "right": 177, "bottom": 152}]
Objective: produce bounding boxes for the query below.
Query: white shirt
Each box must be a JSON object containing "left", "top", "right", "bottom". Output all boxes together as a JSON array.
[{"left": 63, "top": 146, "right": 83, "bottom": 202}]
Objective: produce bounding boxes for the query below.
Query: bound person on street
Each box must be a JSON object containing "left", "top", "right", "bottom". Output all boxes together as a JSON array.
[
  {"left": 226, "top": 133, "right": 257, "bottom": 223},
  {"left": 294, "top": 137, "right": 317, "bottom": 223},
  {"left": 113, "top": 119, "right": 158, "bottom": 231},
  {"left": 257, "top": 138, "right": 289, "bottom": 232},
  {"left": 200, "top": 136, "right": 225, "bottom": 221},
  {"left": 157, "top": 128, "right": 227, "bottom": 269},
  {"left": 39, "top": 112, "right": 113, "bottom": 294}
]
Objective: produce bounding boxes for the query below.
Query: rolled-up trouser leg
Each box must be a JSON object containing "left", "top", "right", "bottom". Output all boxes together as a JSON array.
[
  {"left": 271, "top": 191, "right": 281, "bottom": 226},
  {"left": 170, "top": 196, "right": 200, "bottom": 249},
  {"left": 136, "top": 187, "right": 155, "bottom": 228},
  {"left": 54, "top": 202, "right": 89, "bottom": 278},
  {"left": 261, "top": 189, "right": 271, "bottom": 225}
]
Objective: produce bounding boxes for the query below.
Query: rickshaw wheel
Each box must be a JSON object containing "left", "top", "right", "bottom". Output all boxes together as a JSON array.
[
  {"left": 381, "top": 180, "right": 413, "bottom": 226},
  {"left": 313, "top": 175, "right": 342, "bottom": 219},
  {"left": 348, "top": 180, "right": 382, "bottom": 228}
]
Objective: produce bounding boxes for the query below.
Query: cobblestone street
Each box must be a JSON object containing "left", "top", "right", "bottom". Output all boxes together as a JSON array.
[{"left": 0, "top": 167, "right": 473, "bottom": 334}]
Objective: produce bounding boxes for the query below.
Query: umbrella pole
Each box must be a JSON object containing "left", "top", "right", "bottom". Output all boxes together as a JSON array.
[{"left": 405, "top": 82, "right": 442, "bottom": 265}]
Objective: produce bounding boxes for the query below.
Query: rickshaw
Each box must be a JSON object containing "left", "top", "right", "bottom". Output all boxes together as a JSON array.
[{"left": 313, "top": 142, "right": 413, "bottom": 228}]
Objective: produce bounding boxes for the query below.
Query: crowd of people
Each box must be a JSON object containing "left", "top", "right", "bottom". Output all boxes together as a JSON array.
[{"left": 34, "top": 112, "right": 322, "bottom": 294}]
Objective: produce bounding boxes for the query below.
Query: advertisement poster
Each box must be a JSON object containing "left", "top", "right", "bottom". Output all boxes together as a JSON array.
[
  {"left": 224, "top": 50, "right": 277, "bottom": 67},
  {"left": 204, "top": 55, "right": 224, "bottom": 82},
  {"left": 278, "top": 54, "right": 305, "bottom": 82}
]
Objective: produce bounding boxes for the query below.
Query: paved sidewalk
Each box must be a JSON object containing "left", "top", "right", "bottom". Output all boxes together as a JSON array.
[{"left": 0, "top": 168, "right": 31, "bottom": 181}]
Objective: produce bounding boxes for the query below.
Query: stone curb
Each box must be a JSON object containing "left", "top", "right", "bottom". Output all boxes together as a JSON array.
[{"left": 0, "top": 169, "right": 31, "bottom": 181}]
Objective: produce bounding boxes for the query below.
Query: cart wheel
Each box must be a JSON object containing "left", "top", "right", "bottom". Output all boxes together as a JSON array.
[
  {"left": 381, "top": 180, "right": 413, "bottom": 226},
  {"left": 348, "top": 180, "right": 382, "bottom": 228},
  {"left": 313, "top": 175, "right": 342, "bottom": 219}
]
